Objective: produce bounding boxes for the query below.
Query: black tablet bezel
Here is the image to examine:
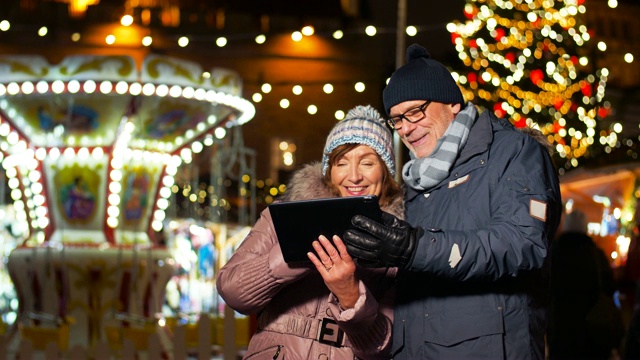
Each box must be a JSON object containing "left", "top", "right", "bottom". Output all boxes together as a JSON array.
[{"left": 268, "top": 195, "right": 382, "bottom": 264}]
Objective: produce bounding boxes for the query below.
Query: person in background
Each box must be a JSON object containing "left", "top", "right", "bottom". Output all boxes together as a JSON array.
[
  {"left": 623, "top": 219, "right": 640, "bottom": 360},
  {"left": 343, "top": 43, "right": 562, "bottom": 359},
  {"left": 216, "top": 105, "right": 403, "bottom": 359},
  {"left": 548, "top": 209, "right": 622, "bottom": 359}
]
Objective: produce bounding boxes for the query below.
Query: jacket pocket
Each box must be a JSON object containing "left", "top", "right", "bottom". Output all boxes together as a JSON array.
[
  {"left": 244, "top": 345, "right": 286, "bottom": 359},
  {"left": 423, "top": 308, "right": 504, "bottom": 347}
]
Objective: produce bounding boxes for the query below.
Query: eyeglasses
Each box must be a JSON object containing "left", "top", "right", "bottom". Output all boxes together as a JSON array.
[{"left": 386, "top": 100, "right": 432, "bottom": 130}]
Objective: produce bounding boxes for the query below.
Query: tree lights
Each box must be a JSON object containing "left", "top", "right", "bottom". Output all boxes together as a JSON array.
[{"left": 448, "top": 0, "right": 617, "bottom": 171}]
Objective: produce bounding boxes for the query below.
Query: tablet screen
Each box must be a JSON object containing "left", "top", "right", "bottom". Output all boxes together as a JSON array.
[{"left": 268, "top": 195, "right": 382, "bottom": 264}]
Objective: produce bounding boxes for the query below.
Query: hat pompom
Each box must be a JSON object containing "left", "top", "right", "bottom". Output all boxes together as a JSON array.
[
  {"left": 406, "top": 44, "right": 430, "bottom": 61},
  {"left": 346, "top": 105, "right": 386, "bottom": 126}
]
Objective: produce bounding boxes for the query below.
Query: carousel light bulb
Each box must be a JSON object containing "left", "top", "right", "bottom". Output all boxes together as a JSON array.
[
  {"left": 142, "top": 83, "right": 155, "bottom": 96},
  {"left": 91, "top": 147, "right": 104, "bottom": 159},
  {"left": 8, "top": 177, "right": 19, "bottom": 189},
  {"left": 156, "top": 84, "right": 169, "bottom": 97},
  {"left": 151, "top": 220, "right": 163, "bottom": 232},
  {"left": 109, "top": 182, "right": 122, "bottom": 194},
  {"left": 107, "top": 205, "right": 120, "bottom": 218},
  {"left": 10, "top": 188, "right": 22, "bottom": 200},
  {"left": 108, "top": 193, "right": 120, "bottom": 206},
  {"left": 83, "top": 80, "right": 96, "bottom": 93},
  {"left": 21, "top": 82, "right": 34, "bottom": 95},
  {"left": 157, "top": 198, "right": 169, "bottom": 210},
  {"left": 194, "top": 88, "right": 206, "bottom": 100},
  {"left": 191, "top": 141, "right": 203, "bottom": 153},
  {"left": 6, "top": 82, "right": 19, "bottom": 95},
  {"left": 110, "top": 170, "right": 122, "bottom": 182},
  {"left": 49, "top": 147, "right": 60, "bottom": 160},
  {"left": 110, "top": 156, "right": 123, "bottom": 169},
  {"left": 169, "top": 85, "right": 182, "bottom": 98},
  {"left": 78, "top": 147, "right": 89, "bottom": 159},
  {"left": 115, "top": 81, "right": 128, "bottom": 94},
  {"left": 36, "top": 81, "right": 48, "bottom": 94},
  {"left": 100, "top": 81, "right": 113, "bottom": 94},
  {"left": 154, "top": 210, "right": 166, "bottom": 221},
  {"left": 214, "top": 127, "right": 226, "bottom": 139},
  {"left": 107, "top": 217, "right": 118, "bottom": 228},
  {"left": 63, "top": 147, "right": 75, "bottom": 158},
  {"left": 33, "top": 194, "right": 45, "bottom": 206},
  {"left": 37, "top": 218, "right": 49, "bottom": 230},
  {"left": 129, "top": 82, "right": 141, "bottom": 95},
  {"left": 183, "top": 86, "right": 195, "bottom": 99},
  {"left": 159, "top": 187, "right": 172, "bottom": 198}
]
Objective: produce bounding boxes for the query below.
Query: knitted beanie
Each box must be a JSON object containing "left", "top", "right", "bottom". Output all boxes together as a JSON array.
[
  {"left": 321, "top": 105, "right": 395, "bottom": 177},
  {"left": 382, "top": 44, "right": 464, "bottom": 115}
]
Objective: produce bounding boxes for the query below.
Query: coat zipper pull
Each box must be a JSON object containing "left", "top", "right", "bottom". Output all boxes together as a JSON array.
[{"left": 273, "top": 345, "right": 282, "bottom": 359}]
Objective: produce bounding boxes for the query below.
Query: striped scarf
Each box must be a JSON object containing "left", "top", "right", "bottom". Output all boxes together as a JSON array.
[{"left": 402, "top": 103, "right": 477, "bottom": 192}]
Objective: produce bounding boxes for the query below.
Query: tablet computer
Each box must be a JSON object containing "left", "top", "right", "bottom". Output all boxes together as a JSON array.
[{"left": 268, "top": 195, "right": 382, "bottom": 264}]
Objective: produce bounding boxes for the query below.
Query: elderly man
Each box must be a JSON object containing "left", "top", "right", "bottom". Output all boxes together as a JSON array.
[{"left": 344, "top": 44, "right": 562, "bottom": 359}]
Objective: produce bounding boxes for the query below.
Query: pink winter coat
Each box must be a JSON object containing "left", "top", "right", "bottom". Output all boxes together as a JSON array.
[{"left": 216, "top": 163, "right": 403, "bottom": 359}]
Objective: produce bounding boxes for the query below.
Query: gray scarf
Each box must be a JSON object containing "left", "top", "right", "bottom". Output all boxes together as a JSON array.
[{"left": 402, "top": 103, "right": 477, "bottom": 191}]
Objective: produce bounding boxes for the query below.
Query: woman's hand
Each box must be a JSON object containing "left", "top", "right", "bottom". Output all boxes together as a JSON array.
[{"left": 308, "top": 235, "right": 360, "bottom": 309}]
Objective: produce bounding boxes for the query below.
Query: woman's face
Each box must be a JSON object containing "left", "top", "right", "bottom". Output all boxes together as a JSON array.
[{"left": 330, "top": 144, "right": 384, "bottom": 198}]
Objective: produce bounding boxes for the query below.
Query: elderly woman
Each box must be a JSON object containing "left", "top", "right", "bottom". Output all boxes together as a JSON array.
[{"left": 216, "top": 105, "right": 403, "bottom": 359}]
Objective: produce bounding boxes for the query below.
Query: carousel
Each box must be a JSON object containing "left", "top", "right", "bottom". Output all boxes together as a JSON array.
[{"left": 0, "top": 54, "right": 254, "bottom": 354}]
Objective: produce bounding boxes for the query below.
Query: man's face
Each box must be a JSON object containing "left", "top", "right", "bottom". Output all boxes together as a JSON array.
[{"left": 390, "top": 100, "right": 460, "bottom": 158}]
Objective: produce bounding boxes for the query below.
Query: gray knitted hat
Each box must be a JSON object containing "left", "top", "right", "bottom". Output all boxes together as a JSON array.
[
  {"left": 321, "top": 105, "right": 395, "bottom": 176},
  {"left": 383, "top": 44, "right": 464, "bottom": 115}
]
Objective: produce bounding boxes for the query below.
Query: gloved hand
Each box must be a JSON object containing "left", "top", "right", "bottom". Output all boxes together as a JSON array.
[{"left": 343, "top": 211, "right": 423, "bottom": 269}]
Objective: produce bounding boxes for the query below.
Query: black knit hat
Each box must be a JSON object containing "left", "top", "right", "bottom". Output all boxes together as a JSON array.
[{"left": 382, "top": 44, "right": 464, "bottom": 115}]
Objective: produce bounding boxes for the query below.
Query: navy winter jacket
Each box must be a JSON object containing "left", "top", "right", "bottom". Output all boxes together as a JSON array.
[{"left": 392, "top": 108, "right": 562, "bottom": 359}]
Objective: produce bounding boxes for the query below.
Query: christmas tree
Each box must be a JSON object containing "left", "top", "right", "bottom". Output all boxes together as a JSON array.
[{"left": 447, "top": 0, "right": 612, "bottom": 172}]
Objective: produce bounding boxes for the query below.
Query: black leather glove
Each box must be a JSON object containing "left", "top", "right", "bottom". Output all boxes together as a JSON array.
[{"left": 343, "top": 211, "right": 423, "bottom": 269}]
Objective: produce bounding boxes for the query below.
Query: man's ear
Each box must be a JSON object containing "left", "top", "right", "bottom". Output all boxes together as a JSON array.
[{"left": 451, "top": 102, "right": 462, "bottom": 115}]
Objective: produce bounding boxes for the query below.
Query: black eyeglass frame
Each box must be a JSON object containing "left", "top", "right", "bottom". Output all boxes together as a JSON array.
[{"left": 386, "top": 100, "right": 432, "bottom": 130}]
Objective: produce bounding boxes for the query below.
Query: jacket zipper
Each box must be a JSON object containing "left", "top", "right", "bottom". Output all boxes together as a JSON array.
[{"left": 272, "top": 345, "right": 281, "bottom": 359}]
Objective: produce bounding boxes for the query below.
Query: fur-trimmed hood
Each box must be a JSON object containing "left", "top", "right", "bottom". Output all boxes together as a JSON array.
[{"left": 279, "top": 162, "right": 405, "bottom": 220}]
